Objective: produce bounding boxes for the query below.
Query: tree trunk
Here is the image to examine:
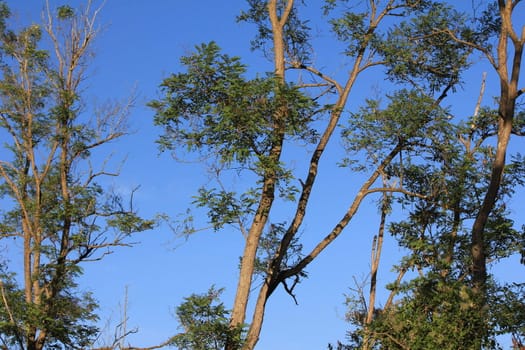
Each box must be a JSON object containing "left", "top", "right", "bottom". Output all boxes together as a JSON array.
[
  {"left": 471, "top": 0, "right": 522, "bottom": 299},
  {"left": 228, "top": 2, "right": 292, "bottom": 347},
  {"left": 470, "top": 1, "right": 523, "bottom": 347}
]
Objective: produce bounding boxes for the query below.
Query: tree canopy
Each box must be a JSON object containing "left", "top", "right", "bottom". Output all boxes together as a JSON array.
[{"left": 0, "top": 1, "right": 523, "bottom": 349}]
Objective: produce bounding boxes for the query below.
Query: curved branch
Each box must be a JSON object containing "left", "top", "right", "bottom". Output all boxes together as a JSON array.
[{"left": 440, "top": 28, "right": 497, "bottom": 70}]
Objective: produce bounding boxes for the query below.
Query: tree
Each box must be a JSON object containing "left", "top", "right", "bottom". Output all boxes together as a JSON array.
[
  {"left": 456, "top": 0, "right": 525, "bottom": 295},
  {"left": 337, "top": 1, "right": 525, "bottom": 347},
  {"left": 340, "top": 101, "right": 525, "bottom": 348},
  {"left": 0, "top": 2, "right": 153, "bottom": 349},
  {"left": 150, "top": 1, "right": 473, "bottom": 349}
]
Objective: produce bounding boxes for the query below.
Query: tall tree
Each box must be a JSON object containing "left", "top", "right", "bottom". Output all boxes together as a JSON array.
[
  {"left": 338, "top": 1, "right": 525, "bottom": 347},
  {"left": 150, "top": 1, "right": 472, "bottom": 349},
  {"left": 0, "top": 2, "right": 152, "bottom": 349},
  {"left": 465, "top": 0, "right": 524, "bottom": 294},
  {"left": 341, "top": 100, "right": 525, "bottom": 348}
]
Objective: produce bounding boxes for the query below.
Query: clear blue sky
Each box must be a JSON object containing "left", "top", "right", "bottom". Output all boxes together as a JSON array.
[{"left": 4, "top": 1, "right": 524, "bottom": 349}]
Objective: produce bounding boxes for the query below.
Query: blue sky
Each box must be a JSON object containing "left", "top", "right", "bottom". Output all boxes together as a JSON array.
[{"left": 4, "top": 1, "right": 525, "bottom": 349}]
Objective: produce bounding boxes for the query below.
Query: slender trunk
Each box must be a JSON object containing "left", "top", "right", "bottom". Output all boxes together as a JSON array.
[
  {"left": 228, "top": 1, "right": 291, "bottom": 344},
  {"left": 243, "top": 281, "right": 270, "bottom": 350},
  {"left": 229, "top": 186, "right": 277, "bottom": 329},
  {"left": 362, "top": 194, "right": 387, "bottom": 350},
  {"left": 471, "top": 0, "right": 522, "bottom": 295},
  {"left": 470, "top": 2, "right": 522, "bottom": 348},
  {"left": 241, "top": 26, "right": 372, "bottom": 347}
]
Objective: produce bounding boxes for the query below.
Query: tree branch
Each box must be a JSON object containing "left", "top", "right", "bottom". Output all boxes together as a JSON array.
[
  {"left": 439, "top": 28, "right": 497, "bottom": 70},
  {"left": 289, "top": 63, "right": 343, "bottom": 94},
  {"left": 277, "top": 143, "right": 403, "bottom": 283},
  {"left": 279, "top": 0, "right": 294, "bottom": 27}
]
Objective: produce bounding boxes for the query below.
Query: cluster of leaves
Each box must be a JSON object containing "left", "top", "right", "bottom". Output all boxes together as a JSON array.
[
  {"left": 151, "top": 41, "right": 318, "bottom": 166},
  {"left": 253, "top": 222, "right": 304, "bottom": 279},
  {"left": 341, "top": 277, "right": 525, "bottom": 350},
  {"left": 0, "top": 265, "right": 99, "bottom": 349},
  {"left": 341, "top": 89, "right": 452, "bottom": 164},
  {"left": 380, "top": 2, "right": 472, "bottom": 91},
  {"left": 361, "top": 277, "right": 488, "bottom": 349},
  {"left": 172, "top": 287, "right": 244, "bottom": 350}
]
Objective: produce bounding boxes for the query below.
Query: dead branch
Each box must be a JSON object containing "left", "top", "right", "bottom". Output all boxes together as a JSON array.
[
  {"left": 289, "top": 62, "right": 343, "bottom": 94},
  {"left": 473, "top": 72, "right": 487, "bottom": 118}
]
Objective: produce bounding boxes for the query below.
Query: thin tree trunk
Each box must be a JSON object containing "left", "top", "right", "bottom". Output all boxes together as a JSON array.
[
  {"left": 362, "top": 192, "right": 388, "bottom": 350},
  {"left": 470, "top": 2, "right": 523, "bottom": 348},
  {"left": 471, "top": 0, "right": 522, "bottom": 295},
  {"left": 228, "top": 1, "right": 292, "bottom": 345}
]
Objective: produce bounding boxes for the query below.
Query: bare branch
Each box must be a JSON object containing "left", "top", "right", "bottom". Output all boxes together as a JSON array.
[
  {"left": 281, "top": 276, "right": 300, "bottom": 305},
  {"left": 124, "top": 338, "right": 174, "bottom": 350},
  {"left": 294, "top": 82, "right": 332, "bottom": 89},
  {"left": 289, "top": 63, "right": 343, "bottom": 94},
  {"left": 384, "top": 268, "right": 406, "bottom": 310},
  {"left": 365, "top": 186, "right": 428, "bottom": 200},
  {"left": 474, "top": 72, "right": 487, "bottom": 118},
  {"left": 358, "top": 58, "right": 387, "bottom": 73}
]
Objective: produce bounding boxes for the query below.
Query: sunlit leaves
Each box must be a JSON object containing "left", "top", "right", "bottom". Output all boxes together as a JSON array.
[
  {"left": 329, "top": 11, "right": 372, "bottom": 56},
  {"left": 371, "top": 276, "right": 486, "bottom": 349},
  {"left": 193, "top": 187, "right": 256, "bottom": 231},
  {"left": 151, "top": 41, "right": 317, "bottom": 232},
  {"left": 341, "top": 89, "right": 449, "bottom": 167},
  {"left": 152, "top": 41, "right": 317, "bottom": 169},
  {"left": 380, "top": 2, "right": 471, "bottom": 91},
  {"left": 172, "top": 287, "right": 244, "bottom": 350}
]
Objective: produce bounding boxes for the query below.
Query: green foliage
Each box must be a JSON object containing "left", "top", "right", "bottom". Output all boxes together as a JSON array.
[
  {"left": 57, "top": 5, "right": 75, "bottom": 20},
  {"left": 323, "top": 1, "right": 471, "bottom": 92},
  {"left": 151, "top": 41, "right": 317, "bottom": 166},
  {"left": 172, "top": 287, "right": 244, "bottom": 350},
  {"left": 150, "top": 41, "right": 317, "bottom": 235},
  {"left": 328, "top": 11, "right": 376, "bottom": 56},
  {"left": 340, "top": 95, "right": 525, "bottom": 349},
  {"left": 0, "top": 265, "right": 99, "bottom": 349},
  {"left": 342, "top": 278, "right": 525, "bottom": 350},
  {"left": 341, "top": 89, "right": 451, "bottom": 171},
  {"left": 0, "top": 2, "right": 152, "bottom": 349},
  {"left": 368, "top": 277, "right": 488, "bottom": 350},
  {"left": 380, "top": 2, "right": 472, "bottom": 91},
  {"left": 489, "top": 282, "right": 525, "bottom": 338},
  {"left": 192, "top": 187, "right": 256, "bottom": 231},
  {"left": 472, "top": 2, "right": 501, "bottom": 46}
]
